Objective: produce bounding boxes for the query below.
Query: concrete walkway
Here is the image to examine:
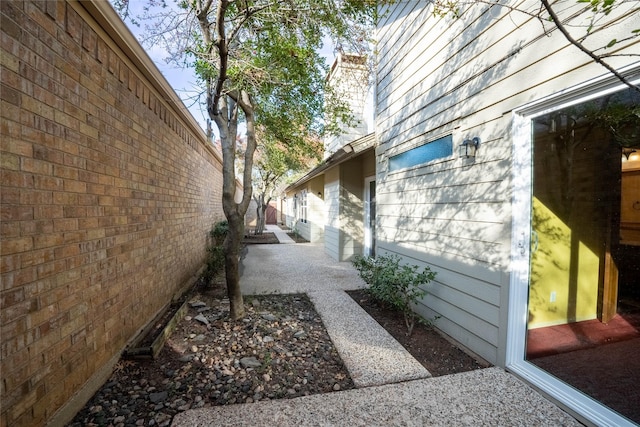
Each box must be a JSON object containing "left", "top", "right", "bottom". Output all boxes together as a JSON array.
[
  {"left": 172, "top": 240, "right": 580, "bottom": 426},
  {"left": 239, "top": 228, "right": 429, "bottom": 387},
  {"left": 267, "top": 224, "right": 296, "bottom": 244}
]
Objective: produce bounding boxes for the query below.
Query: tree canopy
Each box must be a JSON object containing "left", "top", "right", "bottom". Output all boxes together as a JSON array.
[
  {"left": 252, "top": 126, "right": 323, "bottom": 235},
  {"left": 113, "top": 0, "right": 377, "bottom": 319}
]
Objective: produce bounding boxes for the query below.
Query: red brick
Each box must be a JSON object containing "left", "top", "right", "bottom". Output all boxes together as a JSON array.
[
  {"left": 1, "top": 221, "right": 20, "bottom": 240},
  {"left": 0, "top": 187, "right": 20, "bottom": 204},
  {"left": 34, "top": 175, "right": 63, "bottom": 191},
  {"left": 1, "top": 170, "right": 34, "bottom": 189},
  {"left": 0, "top": 152, "right": 20, "bottom": 171},
  {"left": 1, "top": 1, "right": 226, "bottom": 424},
  {"left": 0, "top": 287, "right": 25, "bottom": 309},
  {"left": 1, "top": 254, "right": 20, "bottom": 275},
  {"left": 64, "top": 4, "right": 81, "bottom": 41},
  {"left": 0, "top": 316, "right": 28, "bottom": 341},
  {"left": 52, "top": 164, "right": 77, "bottom": 180},
  {"left": 81, "top": 21, "right": 96, "bottom": 54},
  {"left": 62, "top": 180, "right": 86, "bottom": 193},
  {"left": 36, "top": 259, "right": 66, "bottom": 280},
  {"left": 1, "top": 83, "right": 21, "bottom": 106},
  {"left": 20, "top": 158, "right": 52, "bottom": 176},
  {"left": 33, "top": 205, "right": 63, "bottom": 219},
  {"left": 33, "top": 233, "right": 63, "bottom": 249},
  {"left": 20, "top": 190, "right": 52, "bottom": 205},
  {"left": 0, "top": 298, "right": 37, "bottom": 324},
  {"left": 94, "top": 35, "right": 107, "bottom": 63},
  {"left": 0, "top": 237, "right": 33, "bottom": 255},
  {"left": 0, "top": 205, "right": 33, "bottom": 221}
]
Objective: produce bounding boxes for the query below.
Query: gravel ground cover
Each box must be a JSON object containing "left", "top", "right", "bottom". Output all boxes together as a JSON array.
[
  {"left": 68, "top": 290, "right": 352, "bottom": 427},
  {"left": 68, "top": 253, "right": 487, "bottom": 427}
]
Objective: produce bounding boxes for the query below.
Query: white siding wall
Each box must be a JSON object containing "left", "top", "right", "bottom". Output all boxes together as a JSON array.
[
  {"left": 324, "top": 168, "right": 341, "bottom": 260},
  {"left": 339, "top": 159, "right": 365, "bottom": 261},
  {"left": 376, "top": 0, "right": 639, "bottom": 365},
  {"left": 307, "top": 176, "right": 325, "bottom": 243},
  {"left": 325, "top": 55, "right": 369, "bottom": 157}
]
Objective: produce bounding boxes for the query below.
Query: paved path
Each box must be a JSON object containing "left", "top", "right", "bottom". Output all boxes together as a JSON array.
[
  {"left": 173, "top": 367, "right": 580, "bottom": 426},
  {"left": 267, "top": 224, "right": 296, "bottom": 244},
  {"left": 240, "top": 232, "right": 430, "bottom": 387},
  {"left": 172, "top": 240, "right": 580, "bottom": 426},
  {"left": 308, "top": 291, "right": 429, "bottom": 387}
]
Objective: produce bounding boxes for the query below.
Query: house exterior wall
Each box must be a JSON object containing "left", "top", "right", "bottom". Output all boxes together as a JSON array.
[
  {"left": 338, "top": 157, "right": 365, "bottom": 261},
  {"left": 286, "top": 148, "right": 375, "bottom": 261},
  {"left": 307, "top": 176, "right": 325, "bottom": 243},
  {"left": 361, "top": 149, "right": 376, "bottom": 178},
  {"left": 323, "top": 153, "right": 375, "bottom": 262},
  {"left": 324, "top": 167, "right": 340, "bottom": 259},
  {"left": 284, "top": 175, "right": 324, "bottom": 243},
  {"left": 324, "top": 54, "right": 369, "bottom": 157},
  {"left": 0, "top": 2, "right": 225, "bottom": 426},
  {"left": 376, "top": 0, "right": 639, "bottom": 366},
  {"left": 245, "top": 199, "right": 258, "bottom": 227}
]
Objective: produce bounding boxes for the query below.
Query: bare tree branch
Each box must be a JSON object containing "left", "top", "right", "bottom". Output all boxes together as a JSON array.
[{"left": 541, "top": 0, "right": 639, "bottom": 93}]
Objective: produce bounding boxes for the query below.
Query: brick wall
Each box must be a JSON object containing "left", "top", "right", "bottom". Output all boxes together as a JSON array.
[{"left": 0, "top": 1, "right": 225, "bottom": 425}]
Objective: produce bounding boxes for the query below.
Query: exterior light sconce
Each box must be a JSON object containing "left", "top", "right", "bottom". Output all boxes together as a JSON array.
[
  {"left": 317, "top": 192, "right": 323, "bottom": 199},
  {"left": 622, "top": 147, "right": 637, "bottom": 161},
  {"left": 459, "top": 137, "right": 480, "bottom": 158},
  {"left": 342, "top": 143, "right": 353, "bottom": 153}
]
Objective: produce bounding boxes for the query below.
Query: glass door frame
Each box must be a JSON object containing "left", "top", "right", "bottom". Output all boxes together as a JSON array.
[
  {"left": 364, "top": 176, "right": 376, "bottom": 257},
  {"left": 507, "top": 63, "right": 640, "bottom": 427}
]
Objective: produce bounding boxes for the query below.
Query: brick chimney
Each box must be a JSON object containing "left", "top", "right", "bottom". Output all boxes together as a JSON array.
[{"left": 324, "top": 53, "right": 370, "bottom": 158}]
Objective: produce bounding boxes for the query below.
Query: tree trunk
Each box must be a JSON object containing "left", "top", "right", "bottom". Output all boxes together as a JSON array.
[
  {"left": 255, "top": 194, "right": 265, "bottom": 235},
  {"left": 224, "top": 211, "right": 245, "bottom": 319}
]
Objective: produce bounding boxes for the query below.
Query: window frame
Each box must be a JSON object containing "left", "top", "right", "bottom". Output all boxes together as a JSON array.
[{"left": 388, "top": 134, "right": 453, "bottom": 172}]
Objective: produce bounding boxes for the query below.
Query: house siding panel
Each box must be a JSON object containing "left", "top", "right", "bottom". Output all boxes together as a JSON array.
[
  {"left": 376, "top": 0, "right": 639, "bottom": 366},
  {"left": 339, "top": 158, "right": 364, "bottom": 261},
  {"left": 323, "top": 169, "right": 340, "bottom": 260},
  {"left": 307, "top": 176, "right": 325, "bottom": 243}
]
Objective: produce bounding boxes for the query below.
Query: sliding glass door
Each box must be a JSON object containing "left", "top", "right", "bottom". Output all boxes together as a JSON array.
[{"left": 509, "top": 80, "right": 640, "bottom": 426}]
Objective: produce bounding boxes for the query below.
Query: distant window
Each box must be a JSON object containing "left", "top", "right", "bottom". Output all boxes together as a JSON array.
[
  {"left": 300, "top": 191, "right": 308, "bottom": 223},
  {"left": 389, "top": 135, "right": 453, "bottom": 171}
]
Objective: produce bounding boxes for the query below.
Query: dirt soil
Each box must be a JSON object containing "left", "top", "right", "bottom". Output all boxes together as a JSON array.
[
  {"left": 347, "top": 289, "right": 489, "bottom": 376},
  {"left": 242, "top": 232, "right": 279, "bottom": 244}
]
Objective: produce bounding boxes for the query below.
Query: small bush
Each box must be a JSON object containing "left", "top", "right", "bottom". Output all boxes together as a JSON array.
[
  {"left": 210, "top": 220, "right": 229, "bottom": 245},
  {"left": 353, "top": 254, "right": 436, "bottom": 336},
  {"left": 203, "top": 220, "right": 228, "bottom": 284}
]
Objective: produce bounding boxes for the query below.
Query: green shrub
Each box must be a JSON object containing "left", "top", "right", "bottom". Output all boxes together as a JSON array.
[
  {"left": 352, "top": 254, "right": 436, "bottom": 336},
  {"left": 210, "top": 220, "right": 229, "bottom": 245},
  {"left": 203, "top": 220, "right": 228, "bottom": 284}
]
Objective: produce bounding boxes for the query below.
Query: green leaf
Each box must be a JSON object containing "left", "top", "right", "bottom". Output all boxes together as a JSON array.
[{"left": 606, "top": 38, "right": 617, "bottom": 48}]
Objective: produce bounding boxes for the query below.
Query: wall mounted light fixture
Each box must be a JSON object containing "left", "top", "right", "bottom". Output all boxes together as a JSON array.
[
  {"left": 622, "top": 147, "right": 637, "bottom": 161},
  {"left": 459, "top": 137, "right": 480, "bottom": 158}
]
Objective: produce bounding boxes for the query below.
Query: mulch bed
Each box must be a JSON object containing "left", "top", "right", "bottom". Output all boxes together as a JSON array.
[
  {"left": 286, "top": 233, "right": 309, "bottom": 243},
  {"left": 347, "top": 289, "right": 490, "bottom": 376},
  {"left": 242, "top": 232, "right": 279, "bottom": 244}
]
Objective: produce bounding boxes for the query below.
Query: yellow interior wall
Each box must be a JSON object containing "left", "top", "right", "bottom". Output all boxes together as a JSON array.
[{"left": 529, "top": 197, "right": 599, "bottom": 328}]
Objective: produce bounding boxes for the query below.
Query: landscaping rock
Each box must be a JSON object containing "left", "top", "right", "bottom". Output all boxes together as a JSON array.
[
  {"left": 239, "top": 357, "right": 261, "bottom": 368},
  {"left": 68, "top": 293, "right": 354, "bottom": 427},
  {"left": 149, "top": 391, "right": 168, "bottom": 404},
  {"left": 194, "top": 314, "right": 209, "bottom": 325}
]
